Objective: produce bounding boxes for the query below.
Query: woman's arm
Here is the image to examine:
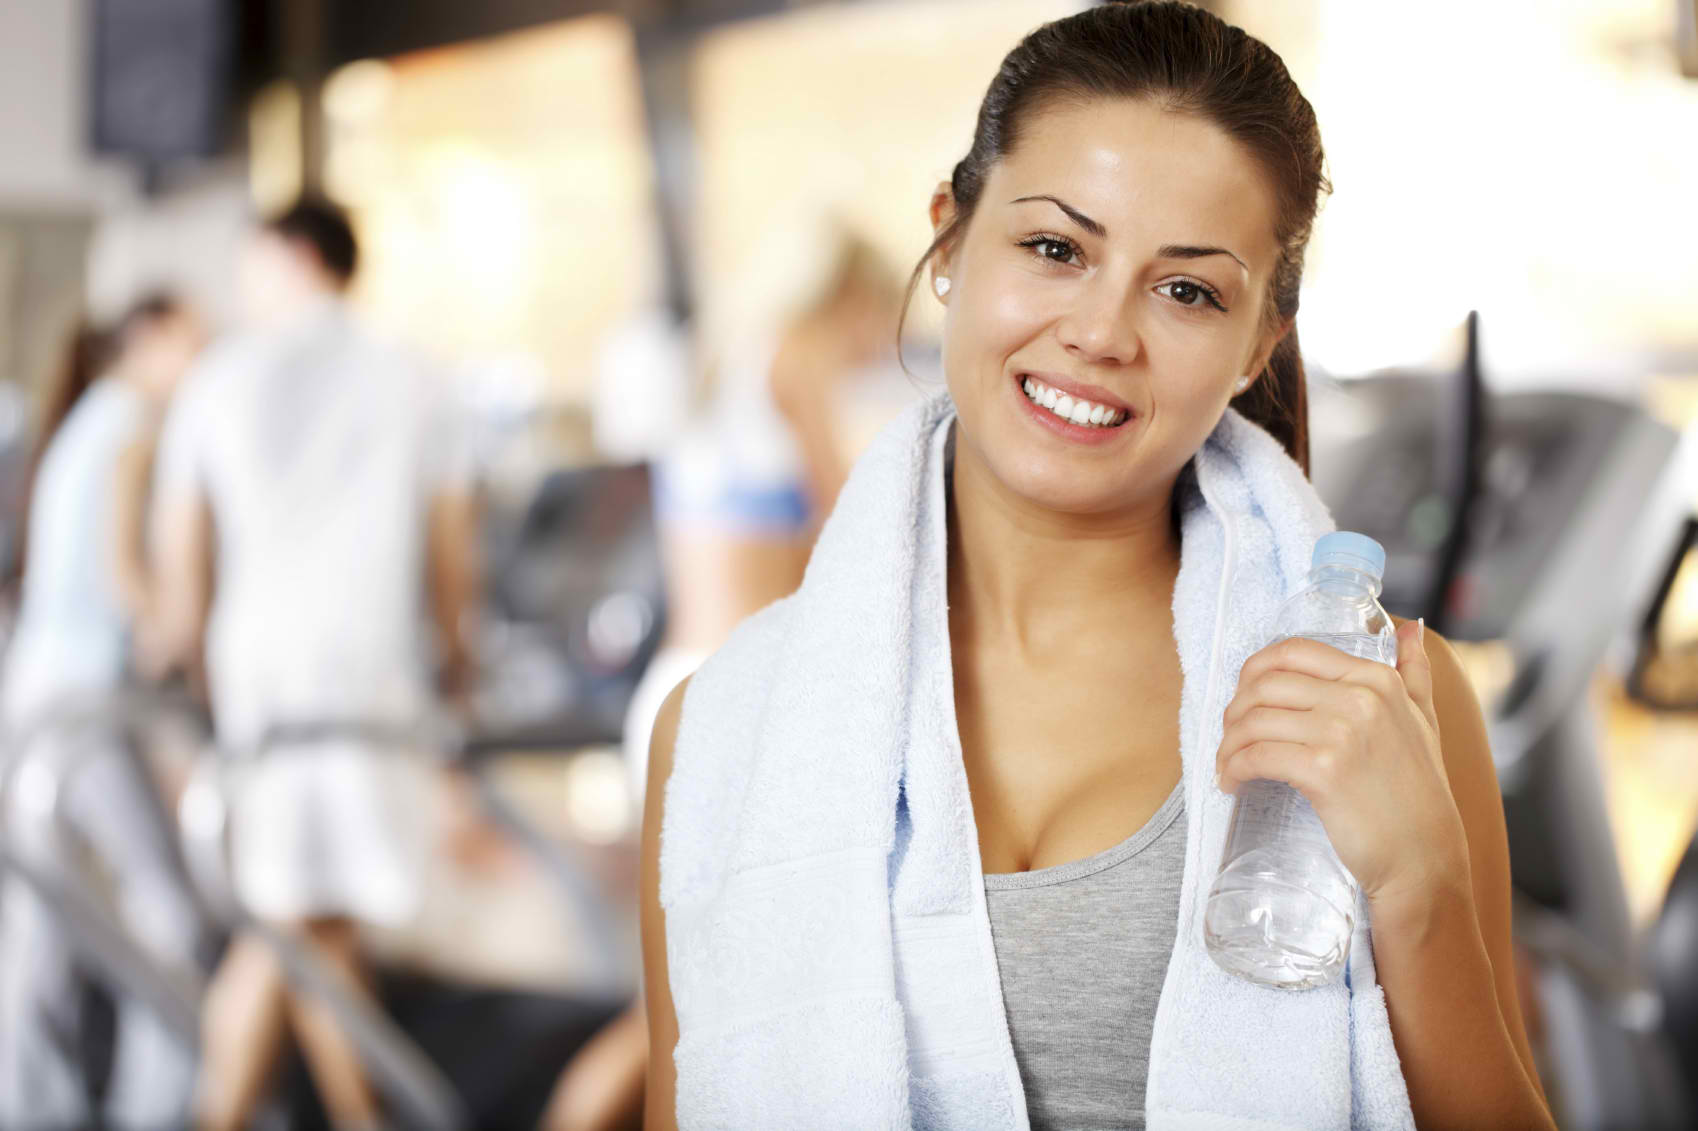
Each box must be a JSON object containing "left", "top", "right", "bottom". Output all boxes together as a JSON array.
[
  {"left": 1372, "top": 621, "right": 1549, "bottom": 1127},
  {"left": 537, "top": 1000, "right": 648, "bottom": 1131},
  {"left": 1216, "top": 618, "right": 1554, "bottom": 1129},
  {"left": 423, "top": 488, "right": 480, "bottom": 704},
  {"left": 139, "top": 490, "right": 215, "bottom": 685},
  {"left": 640, "top": 676, "right": 689, "bottom": 1131},
  {"left": 768, "top": 330, "right": 853, "bottom": 524},
  {"left": 108, "top": 425, "right": 161, "bottom": 623}
]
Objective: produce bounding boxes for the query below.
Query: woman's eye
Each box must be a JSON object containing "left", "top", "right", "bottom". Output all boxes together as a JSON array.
[
  {"left": 1020, "top": 236, "right": 1080, "bottom": 265},
  {"left": 1158, "top": 280, "right": 1226, "bottom": 312}
]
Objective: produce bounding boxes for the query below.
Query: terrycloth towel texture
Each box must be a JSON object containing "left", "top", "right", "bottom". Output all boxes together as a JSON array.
[{"left": 659, "top": 390, "right": 1415, "bottom": 1130}]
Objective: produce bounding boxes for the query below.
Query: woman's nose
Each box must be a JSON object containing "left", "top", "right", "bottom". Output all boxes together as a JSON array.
[{"left": 1055, "top": 278, "right": 1141, "bottom": 367}]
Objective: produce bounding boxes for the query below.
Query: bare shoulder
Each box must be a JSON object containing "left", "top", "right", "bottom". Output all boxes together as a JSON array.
[
  {"left": 642, "top": 668, "right": 692, "bottom": 903},
  {"left": 1389, "top": 621, "right": 1543, "bottom": 1093},
  {"left": 649, "top": 675, "right": 691, "bottom": 788},
  {"left": 1389, "top": 615, "right": 1494, "bottom": 783},
  {"left": 640, "top": 674, "right": 690, "bottom": 1131}
]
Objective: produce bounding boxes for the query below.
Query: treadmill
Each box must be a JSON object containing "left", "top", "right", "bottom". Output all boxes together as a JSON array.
[
  {"left": 0, "top": 458, "right": 667, "bottom": 1129},
  {"left": 1310, "top": 314, "right": 1697, "bottom": 1129}
]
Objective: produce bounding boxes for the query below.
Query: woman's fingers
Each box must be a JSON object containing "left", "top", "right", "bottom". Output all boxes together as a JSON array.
[
  {"left": 1217, "top": 703, "right": 1320, "bottom": 770},
  {"left": 1236, "top": 636, "right": 1406, "bottom": 704},
  {"left": 1393, "top": 618, "right": 1439, "bottom": 734},
  {"left": 1221, "top": 670, "right": 1329, "bottom": 725},
  {"left": 1216, "top": 739, "right": 1331, "bottom": 800},
  {"left": 1215, "top": 701, "right": 1352, "bottom": 795},
  {"left": 1228, "top": 640, "right": 1406, "bottom": 726},
  {"left": 1216, "top": 632, "right": 1429, "bottom": 805}
]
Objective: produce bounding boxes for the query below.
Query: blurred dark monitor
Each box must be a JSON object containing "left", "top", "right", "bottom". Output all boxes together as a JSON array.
[
  {"left": 478, "top": 461, "right": 666, "bottom": 748},
  {"left": 89, "top": 0, "right": 232, "bottom": 161},
  {"left": 1315, "top": 376, "right": 1663, "bottom": 643},
  {"left": 1309, "top": 314, "right": 1482, "bottom": 632},
  {"left": 1629, "top": 517, "right": 1698, "bottom": 711}
]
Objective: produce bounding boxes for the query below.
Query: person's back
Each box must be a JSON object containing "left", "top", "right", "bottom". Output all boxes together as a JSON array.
[
  {"left": 166, "top": 302, "right": 449, "bottom": 742},
  {"left": 147, "top": 198, "right": 478, "bottom": 1131},
  {"left": 4, "top": 380, "right": 142, "bottom": 717}
]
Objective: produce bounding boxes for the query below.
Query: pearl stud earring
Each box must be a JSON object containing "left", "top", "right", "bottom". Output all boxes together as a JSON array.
[
  {"left": 934, "top": 276, "right": 951, "bottom": 298},
  {"left": 1233, "top": 375, "right": 1251, "bottom": 394}
]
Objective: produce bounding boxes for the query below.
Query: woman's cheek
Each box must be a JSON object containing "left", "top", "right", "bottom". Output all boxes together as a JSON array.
[
  {"left": 1129, "top": 374, "right": 1212, "bottom": 469},
  {"left": 983, "top": 272, "right": 1054, "bottom": 345}
]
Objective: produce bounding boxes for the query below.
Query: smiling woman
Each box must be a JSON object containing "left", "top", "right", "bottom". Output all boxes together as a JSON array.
[
  {"left": 641, "top": 4, "right": 1555, "bottom": 1130},
  {"left": 919, "top": 96, "right": 1290, "bottom": 523}
]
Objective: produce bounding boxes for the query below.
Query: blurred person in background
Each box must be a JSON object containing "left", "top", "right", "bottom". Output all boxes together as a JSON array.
[
  {"left": 147, "top": 197, "right": 479, "bottom": 1131},
  {"left": 568, "top": 231, "right": 903, "bottom": 1131},
  {"left": 0, "top": 293, "right": 208, "bottom": 1129},
  {"left": 621, "top": 230, "right": 904, "bottom": 793}
]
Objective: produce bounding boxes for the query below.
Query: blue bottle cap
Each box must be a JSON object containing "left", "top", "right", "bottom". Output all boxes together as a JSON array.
[{"left": 1313, "top": 531, "right": 1386, "bottom": 579}]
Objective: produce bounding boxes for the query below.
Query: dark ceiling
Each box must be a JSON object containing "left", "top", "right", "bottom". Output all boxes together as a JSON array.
[{"left": 236, "top": 0, "right": 835, "bottom": 88}]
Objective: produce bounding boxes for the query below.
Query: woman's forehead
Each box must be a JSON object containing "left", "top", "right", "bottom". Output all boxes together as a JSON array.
[{"left": 991, "top": 98, "right": 1282, "bottom": 272}]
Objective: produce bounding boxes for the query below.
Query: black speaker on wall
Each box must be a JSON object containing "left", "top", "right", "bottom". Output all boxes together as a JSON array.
[{"left": 89, "top": 0, "right": 233, "bottom": 163}]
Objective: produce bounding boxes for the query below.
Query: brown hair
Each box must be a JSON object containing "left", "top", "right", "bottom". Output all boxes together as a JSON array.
[
  {"left": 32, "top": 291, "right": 183, "bottom": 464},
  {"left": 900, "top": 0, "right": 1330, "bottom": 474},
  {"left": 264, "top": 195, "right": 358, "bottom": 287},
  {"left": 9, "top": 291, "right": 186, "bottom": 588}
]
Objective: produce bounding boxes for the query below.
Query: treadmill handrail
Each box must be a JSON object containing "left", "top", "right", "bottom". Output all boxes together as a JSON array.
[
  {"left": 181, "top": 713, "right": 641, "bottom": 1130},
  {"left": 231, "top": 714, "right": 633, "bottom": 986},
  {"left": 178, "top": 726, "right": 469, "bottom": 1131},
  {"left": 0, "top": 690, "right": 212, "bottom": 1049}
]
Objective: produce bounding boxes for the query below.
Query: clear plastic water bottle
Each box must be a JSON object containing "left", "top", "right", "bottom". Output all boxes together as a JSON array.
[{"left": 1203, "top": 531, "right": 1397, "bottom": 990}]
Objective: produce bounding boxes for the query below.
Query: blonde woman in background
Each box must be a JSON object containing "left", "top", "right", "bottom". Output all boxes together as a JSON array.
[
  {"left": 579, "top": 231, "right": 908, "bottom": 1131},
  {"left": 620, "top": 230, "right": 908, "bottom": 795}
]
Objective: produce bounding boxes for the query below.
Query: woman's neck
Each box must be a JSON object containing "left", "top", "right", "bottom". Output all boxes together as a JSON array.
[
  {"left": 113, "top": 364, "right": 167, "bottom": 408},
  {"left": 946, "top": 426, "right": 1182, "bottom": 661}
]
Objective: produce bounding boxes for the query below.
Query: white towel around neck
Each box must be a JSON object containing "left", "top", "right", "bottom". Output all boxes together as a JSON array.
[{"left": 659, "top": 391, "right": 1414, "bottom": 1130}]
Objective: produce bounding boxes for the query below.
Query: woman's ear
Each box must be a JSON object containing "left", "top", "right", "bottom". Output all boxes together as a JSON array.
[
  {"left": 927, "top": 182, "right": 958, "bottom": 304},
  {"left": 928, "top": 180, "right": 956, "bottom": 236}
]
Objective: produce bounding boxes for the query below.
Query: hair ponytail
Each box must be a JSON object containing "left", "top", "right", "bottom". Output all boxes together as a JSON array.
[
  {"left": 35, "top": 322, "right": 107, "bottom": 458},
  {"left": 9, "top": 292, "right": 184, "bottom": 589},
  {"left": 1238, "top": 326, "right": 1311, "bottom": 477},
  {"left": 7, "top": 321, "right": 107, "bottom": 591}
]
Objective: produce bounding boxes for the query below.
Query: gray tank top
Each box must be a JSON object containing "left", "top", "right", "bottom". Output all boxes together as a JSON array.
[{"left": 983, "top": 781, "right": 1186, "bottom": 1131}]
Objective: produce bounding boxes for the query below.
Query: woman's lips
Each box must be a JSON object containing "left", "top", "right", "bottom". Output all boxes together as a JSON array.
[
  {"left": 1010, "top": 371, "right": 1134, "bottom": 446},
  {"left": 1017, "top": 370, "right": 1134, "bottom": 416}
]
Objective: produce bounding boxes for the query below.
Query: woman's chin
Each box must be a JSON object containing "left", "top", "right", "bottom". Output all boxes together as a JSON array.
[{"left": 984, "top": 455, "right": 1140, "bottom": 516}]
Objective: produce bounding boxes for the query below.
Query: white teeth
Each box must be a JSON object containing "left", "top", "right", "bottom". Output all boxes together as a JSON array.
[{"left": 1018, "top": 376, "right": 1126, "bottom": 429}]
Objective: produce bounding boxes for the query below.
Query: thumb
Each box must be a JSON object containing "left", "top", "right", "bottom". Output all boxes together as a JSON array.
[{"left": 1395, "top": 616, "right": 1439, "bottom": 733}]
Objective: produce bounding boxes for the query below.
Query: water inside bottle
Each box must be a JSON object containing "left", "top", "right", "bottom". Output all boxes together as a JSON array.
[
  {"left": 1203, "top": 630, "right": 1395, "bottom": 989},
  {"left": 1204, "top": 781, "right": 1359, "bottom": 989},
  {"left": 1287, "top": 630, "right": 1397, "bottom": 666}
]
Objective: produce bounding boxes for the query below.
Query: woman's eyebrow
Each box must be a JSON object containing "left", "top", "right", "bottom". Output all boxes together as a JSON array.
[
  {"left": 1010, "top": 194, "right": 1249, "bottom": 275},
  {"left": 1010, "top": 194, "right": 1105, "bottom": 238},
  {"left": 1157, "top": 243, "right": 1249, "bottom": 275}
]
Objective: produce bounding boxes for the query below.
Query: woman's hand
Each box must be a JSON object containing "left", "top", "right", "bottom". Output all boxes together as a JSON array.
[{"left": 1214, "top": 618, "right": 1471, "bottom": 913}]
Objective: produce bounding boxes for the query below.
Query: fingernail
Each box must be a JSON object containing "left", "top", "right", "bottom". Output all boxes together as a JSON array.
[{"left": 1417, "top": 616, "right": 1425, "bottom": 644}]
